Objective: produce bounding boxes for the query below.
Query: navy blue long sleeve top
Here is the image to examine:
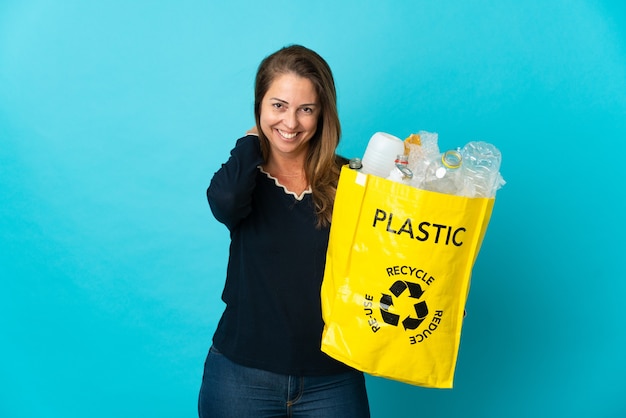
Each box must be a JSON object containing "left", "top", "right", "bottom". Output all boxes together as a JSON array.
[{"left": 206, "top": 135, "right": 351, "bottom": 375}]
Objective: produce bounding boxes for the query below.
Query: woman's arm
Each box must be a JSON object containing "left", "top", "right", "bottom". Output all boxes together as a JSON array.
[{"left": 206, "top": 134, "right": 264, "bottom": 230}]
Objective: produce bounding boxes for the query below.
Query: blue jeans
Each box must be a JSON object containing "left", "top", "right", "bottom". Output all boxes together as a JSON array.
[{"left": 198, "top": 346, "right": 370, "bottom": 418}]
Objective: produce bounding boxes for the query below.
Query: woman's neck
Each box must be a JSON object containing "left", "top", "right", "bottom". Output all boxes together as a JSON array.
[
  {"left": 264, "top": 153, "right": 307, "bottom": 178},
  {"left": 263, "top": 154, "right": 309, "bottom": 195}
]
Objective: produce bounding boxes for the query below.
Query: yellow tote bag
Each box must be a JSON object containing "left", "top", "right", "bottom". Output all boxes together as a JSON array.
[{"left": 321, "top": 165, "right": 495, "bottom": 388}]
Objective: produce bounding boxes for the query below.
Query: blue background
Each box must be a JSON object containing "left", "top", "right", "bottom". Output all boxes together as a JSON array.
[{"left": 1, "top": 1, "right": 625, "bottom": 417}]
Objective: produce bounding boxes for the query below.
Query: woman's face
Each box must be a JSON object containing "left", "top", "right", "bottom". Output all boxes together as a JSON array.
[{"left": 259, "top": 72, "right": 319, "bottom": 160}]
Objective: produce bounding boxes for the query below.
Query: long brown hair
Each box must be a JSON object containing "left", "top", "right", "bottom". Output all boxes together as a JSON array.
[{"left": 254, "top": 45, "right": 343, "bottom": 227}]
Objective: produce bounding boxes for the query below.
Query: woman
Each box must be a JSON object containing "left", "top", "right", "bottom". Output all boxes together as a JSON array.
[{"left": 198, "top": 45, "right": 370, "bottom": 417}]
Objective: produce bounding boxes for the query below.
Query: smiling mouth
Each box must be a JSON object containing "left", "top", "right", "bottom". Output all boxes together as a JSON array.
[{"left": 277, "top": 129, "right": 298, "bottom": 139}]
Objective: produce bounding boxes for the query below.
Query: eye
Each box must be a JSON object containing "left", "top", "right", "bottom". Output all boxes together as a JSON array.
[
  {"left": 300, "top": 107, "right": 314, "bottom": 114},
  {"left": 272, "top": 102, "right": 283, "bottom": 109}
]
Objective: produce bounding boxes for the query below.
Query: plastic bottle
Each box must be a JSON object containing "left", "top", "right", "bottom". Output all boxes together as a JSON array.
[
  {"left": 386, "top": 154, "right": 413, "bottom": 184},
  {"left": 422, "top": 149, "right": 463, "bottom": 195},
  {"left": 348, "top": 158, "right": 363, "bottom": 170},
  {"left": 460, "top": 141, "right": 502, "bottom": 197}
]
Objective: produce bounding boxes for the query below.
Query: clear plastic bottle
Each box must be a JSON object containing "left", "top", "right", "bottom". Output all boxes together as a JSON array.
[
  {"left": 387, "top": 154, "right": 413, "bottom": 184},
  {"left": 460, "top": 141, "right": 502, "bottom": 197},
  {"left": 348, "top": 157, "right": 363, "bottom": 170},
  {"left": 422, "top": 149, "right": 463, "bottom": 195}
]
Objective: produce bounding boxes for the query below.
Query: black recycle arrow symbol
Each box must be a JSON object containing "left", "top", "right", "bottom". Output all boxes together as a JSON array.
[{"left": 380, "top": 280, "right": 429, "bottom": 330}]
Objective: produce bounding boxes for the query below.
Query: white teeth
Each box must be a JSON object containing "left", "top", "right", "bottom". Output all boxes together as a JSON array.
[{"left": 278, "top": 130, "right": 297, "bottom": 139}]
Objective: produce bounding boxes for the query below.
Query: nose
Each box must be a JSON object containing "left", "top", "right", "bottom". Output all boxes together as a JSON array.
[{"left": 283, "top": 110, "right": 298, "bottom": 129}]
